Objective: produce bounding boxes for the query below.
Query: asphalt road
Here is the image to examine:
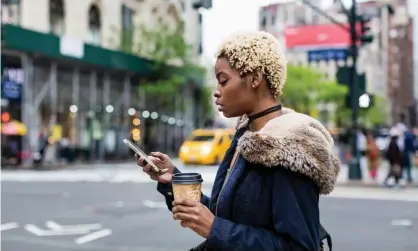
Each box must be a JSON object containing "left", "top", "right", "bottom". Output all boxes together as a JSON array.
[{"left": 2, "top": 178, "right": 418, "bottom": 251}]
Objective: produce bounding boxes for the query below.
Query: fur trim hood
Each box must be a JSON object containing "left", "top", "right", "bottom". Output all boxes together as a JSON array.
[{"left": 236, "top": 108, "right": 340, "bottom": 195}]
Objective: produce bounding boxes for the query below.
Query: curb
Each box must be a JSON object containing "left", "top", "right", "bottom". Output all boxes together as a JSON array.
[{"left": 337, "top": 181, "right": 418, "bottom": 188}]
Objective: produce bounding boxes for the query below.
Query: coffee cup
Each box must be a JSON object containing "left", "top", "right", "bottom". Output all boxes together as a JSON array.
[{"left": 172, "top": 173, "right": 203, "bottom": 202}]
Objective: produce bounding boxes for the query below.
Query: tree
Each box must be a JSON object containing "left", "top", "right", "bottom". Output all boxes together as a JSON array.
[
  {"left": 282, "top": 65, "right": 348, "bottom": 124},
  {"left": 359, "top": 95, "right": 388, "bottom": 127},
  {"left": 114, "top": 22, "right": 212, "bottom": 118}
]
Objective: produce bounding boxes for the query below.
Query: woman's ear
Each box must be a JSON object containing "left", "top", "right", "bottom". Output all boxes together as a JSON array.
[{"left": 251, "top": 71, "right": 263, "bottom": 88}]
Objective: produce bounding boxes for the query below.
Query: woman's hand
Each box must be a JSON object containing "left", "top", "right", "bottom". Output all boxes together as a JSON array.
[
  {"left": 136, "top": 152, "right": 175, "bottom": 184},
  {"left": 172, "top": 198, "right": 215, "bottom": 238}
]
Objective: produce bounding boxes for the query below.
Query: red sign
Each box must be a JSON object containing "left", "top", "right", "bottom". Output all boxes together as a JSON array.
[{"left": 284, "top": 24, "right": 353, "bottom": 49}]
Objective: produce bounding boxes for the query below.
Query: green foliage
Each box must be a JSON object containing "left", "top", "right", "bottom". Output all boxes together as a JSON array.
[
  {"left": 113, "top": 22, "right": 211, "bottom": 117},
  {"left": 282, "top": 65, "right": 348, "bottom": 122},
  {"left": 116, "top": 22, "right": 192, "bottom": 96},
  {"left": 200, "top": 85, "right": 215, "bottom": 119},
  {"left": 360, "top": 95, "right": 388, "bottom": 127},
  {"left": 282, "top": 65, "right": 322, "bottom": 112}
]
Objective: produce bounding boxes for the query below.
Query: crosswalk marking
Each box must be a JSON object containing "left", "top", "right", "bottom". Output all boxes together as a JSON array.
[{"left": 1, "top": 222, "right": 19, "bottom": 232}]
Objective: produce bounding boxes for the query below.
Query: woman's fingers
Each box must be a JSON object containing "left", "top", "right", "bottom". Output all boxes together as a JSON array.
[
  {"left": 151, "top": 152, "right": 169, "bottom": 161},
  {"left": 172, "top": 198, "right": 198, "bottom": 207},
  {"left": 160, "top": 168, "right": 169, "bottom": 174},
  {"left": 143, "top": 164, "right": 152, "bottom": 173},
  {"left": 173, "top": 212, "right": 196, "bottom": 221},
  {"left": 136, "top": 156, "right": 145, "bottom": 167},
  {"left": 172, "top": 204, "right": 196, "bottom": 214}
]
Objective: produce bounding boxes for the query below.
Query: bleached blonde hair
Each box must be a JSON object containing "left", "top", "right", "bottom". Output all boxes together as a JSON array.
[{"left": 216, "top": 31, "right": 287, "bottom": 97}]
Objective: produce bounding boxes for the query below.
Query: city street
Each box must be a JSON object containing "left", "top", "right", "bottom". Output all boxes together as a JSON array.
[{"left": 2, "top": 164, "right": 418, "bottom": 251}]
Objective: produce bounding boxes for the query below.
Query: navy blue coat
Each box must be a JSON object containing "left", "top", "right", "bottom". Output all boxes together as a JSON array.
[
  {"left": 402, "top": 131, "right": 416, "bottom": 167},
  {"left": 158, "top": 109, "right": 340, "bottom": 251}
]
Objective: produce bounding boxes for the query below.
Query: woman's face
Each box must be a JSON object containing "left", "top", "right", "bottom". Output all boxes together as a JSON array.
[{"left": 213, "top": 57, "right": 256, "bottom": 118}]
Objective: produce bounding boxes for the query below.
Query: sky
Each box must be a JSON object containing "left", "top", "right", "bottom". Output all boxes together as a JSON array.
[{"left": 201, "top": 0, "right": 354, "bottom": 59}]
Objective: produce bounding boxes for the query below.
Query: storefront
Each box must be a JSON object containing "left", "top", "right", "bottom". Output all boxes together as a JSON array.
[{"left": 1, "top": 24, "right": 204, "bottom": 167}]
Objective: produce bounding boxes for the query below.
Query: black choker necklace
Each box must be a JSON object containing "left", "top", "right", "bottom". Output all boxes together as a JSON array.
[{"left": 247, "top": 104, "right": 282, "bottom": 123}]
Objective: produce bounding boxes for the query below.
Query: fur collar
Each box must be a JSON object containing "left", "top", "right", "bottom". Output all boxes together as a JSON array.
[{"left": 236, "top": 108, "right": 340, "bottom": 195}]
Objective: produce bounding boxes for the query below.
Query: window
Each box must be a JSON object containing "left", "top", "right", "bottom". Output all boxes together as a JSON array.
[
  {"left": 260, "top": 12, "right": 267, "bottom": 28},
  {"left": 198, "top": 13, "right": 203, "bottom": 54},
  {"left": 181, "top": 1, "right": 186, "bottom": 12},
  {"left": 189, "top": 135, "right": 214, "bottom": 142},
  {"left": 49, "top": 0, "right": 65, "bottom": 35},
  {"left": 121, "top": 5, "right": 134, "bottom": 50},
  {"left": 271, "top": 14, "right": 276, "bottom": 25},
  {"left": 88, "top": 4, "right": 101, "bottom": 45},
  {"left": 1, "top": 0, "right": 21, "bottom": 24},
  {"left": 122, "top": 5, "right": 134, "bottom": 30}
]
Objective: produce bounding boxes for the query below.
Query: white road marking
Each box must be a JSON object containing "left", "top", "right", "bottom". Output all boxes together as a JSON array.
[
  {"left": 391, "top": 219, "right": 413, "bottom": 227},
  {"left": 24, "top": 224, "right": 91, "bottom": 236},
  {"left": 74, "top": 229, "right": 112, "bottom": 244},
  {"left": 1, "top": 222, "right": 19, "bottom": 231},
  {"left": 45, "top": 221, "right": 102, "bottom": 231},
  {"left": 142, "top": 200, "right": 168, "bottom": 209}
]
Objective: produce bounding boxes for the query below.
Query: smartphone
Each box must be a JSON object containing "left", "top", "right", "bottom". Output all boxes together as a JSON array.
[{"left": 123, "top": 139, "right": 161, "bottom": 173}]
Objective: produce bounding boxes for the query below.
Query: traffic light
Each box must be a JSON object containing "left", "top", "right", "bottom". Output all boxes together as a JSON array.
[
  {"left": 336, "top": 67, "right": 367, "bottom": 109},
  {"left": 359, "top": 93, "right": 374, "bottom": 109},
  {"left": 358, "top": 15, "right": 374, "bottom": 45}
]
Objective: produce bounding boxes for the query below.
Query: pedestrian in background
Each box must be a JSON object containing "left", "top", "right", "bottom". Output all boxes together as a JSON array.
[
  {"left": 383, "top": 128, "right": 403, "bottom": 187},
  {"left": 366, "top": 131, "right": 380, "bottom": 181},
  {"left": 402, "top": 128, "right": 415, "bottom": 183},
  {"left": 357, "top": 127, "right": 368, "bottom": 181}
]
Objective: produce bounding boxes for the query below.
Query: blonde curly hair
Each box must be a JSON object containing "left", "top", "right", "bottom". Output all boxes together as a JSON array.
[{"left": 216, "top": 31, "right": 287, "bottom": 97}]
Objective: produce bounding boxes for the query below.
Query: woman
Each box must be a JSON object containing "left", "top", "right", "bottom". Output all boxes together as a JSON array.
[
  {"left": 383, "top": 129, "right": 403, "bottom": 187},
  {"left": 137, "top": 31, "right": 340, "bottom": 251},
  {"left": 366, "top": 131, "right": 380, "bottom": 180}
]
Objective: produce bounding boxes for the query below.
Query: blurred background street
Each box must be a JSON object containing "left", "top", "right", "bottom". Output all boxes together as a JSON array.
[{"left": 2, "top": 0, "right": 418, "bottom": 250}]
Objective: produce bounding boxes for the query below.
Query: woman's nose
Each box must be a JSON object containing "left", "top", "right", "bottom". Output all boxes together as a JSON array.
[{"left": 213, "top": 89, "right": 221, "bottom": 98}]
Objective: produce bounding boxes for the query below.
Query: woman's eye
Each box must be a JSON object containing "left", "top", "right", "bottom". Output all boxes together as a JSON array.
[{"left": 219, "top": 80, "right": 227, "bottom": 85}]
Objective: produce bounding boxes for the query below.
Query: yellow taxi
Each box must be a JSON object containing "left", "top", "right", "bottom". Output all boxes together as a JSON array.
[{"left": 179, "top": 128, "right": 235, "bottom": 165}]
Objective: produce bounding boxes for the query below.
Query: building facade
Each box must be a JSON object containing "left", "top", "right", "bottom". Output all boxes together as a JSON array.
[
  {"left": 1, "top": 0, "right": 204, "bottom": 60},
  {"left": 1, "top": 0, "right": 210, "bottom": 166},
  {"left": 258, "top": 0, "right": 415, "bottom": 126}
]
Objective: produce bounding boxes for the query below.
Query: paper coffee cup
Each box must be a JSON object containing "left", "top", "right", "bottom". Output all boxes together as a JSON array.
[{"left": 172, "top": 173, "right": 203, "bottom": 202}]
